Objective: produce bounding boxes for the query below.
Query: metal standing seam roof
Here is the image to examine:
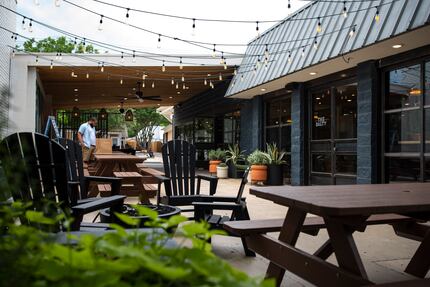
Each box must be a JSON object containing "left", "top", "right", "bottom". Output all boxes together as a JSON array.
[{"left": 226, "top": 0, "right": 430, "bottom": 97}]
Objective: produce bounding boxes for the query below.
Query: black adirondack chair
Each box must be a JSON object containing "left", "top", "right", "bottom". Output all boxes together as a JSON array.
[
  {"left": 0, "top": 132, "right": 125, "bottom": 232},
  {"left": 155, "top": 140, "right": 222, "bottom": 213},
  {"left": 192, "top": 168, "right": 255, "bottom": 257},
  {"left": 57, "top": 138, "right": 121, "bottom": 202}
]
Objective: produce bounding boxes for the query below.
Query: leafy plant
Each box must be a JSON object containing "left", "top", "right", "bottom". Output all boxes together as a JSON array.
[
  {"left": 266, "top": 143, "right": 287, "bottom": 165},
  {"left": 208, "top": 148, "right": 226, "bottom": 161},
  {"left": 218, "top": 162, "right": 228, "bottom": 168},
  {"left": 225, "top": 144, "right": 246, "bottom": 165},
  {"left": 247, "top": 150, "right": 270, "bottom": 165},
  {"left": 0, "top": 202, "right": 273, "bottom": 287}
]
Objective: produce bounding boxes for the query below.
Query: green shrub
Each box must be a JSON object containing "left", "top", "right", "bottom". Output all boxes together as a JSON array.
[
  {"left": 265, "top": 143, "right": 286, "bottom": 165},
  {"left": 247, "top": 150, "right": 270, "bottom": 165},
  {"left": 0, "top": 202, "right": 273, "bottom": 287},
  {"left": 225, "top": 144, "right": 245, "bottom": 165},
  {"left": 208, "top": 148, "right": 226, "bottom": 161}
]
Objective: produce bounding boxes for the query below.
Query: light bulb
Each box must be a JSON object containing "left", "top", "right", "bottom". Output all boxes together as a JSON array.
[
  {"left": 50, "top": 60, "right": 53, "bottom": 69},
  {"left": 253, "top": 68, "right": 257, "bottom": 76},
  {"left": 288, "top": 52, "right": 292, "bottom": 63},
  {"left": 101, "top": 64, "right": 104, "bottom": 72},
  {"left": 28, "top": 20, "right": 33, "bottom": 33},
  {"left": 192, "top": 18, "right": 196, "bottom": 36},
  {"left": 375, "top": 10, "right": 380, "bottom": 22},
  {"left": 71, "top": 71, "right": 75, "bottom": 77},
  {"left": 265, "top": 44, "right": 269, "bottom": 59},
  {"left": 204, "top": 78, "right": 207, "bottom": 85},
  {"left": 219, "top": 73, "right": 222, "bottom": 81},
  {"left": 162, "top": 61, "right": 166, "bottom": 72},
  {"left": 120, "top": 79, "right": 123, "bottom": 85},
  {"left": 142, "top": 82, "right": 145, "bottom": 88},
  {"left": 212, "top": 44, "right": 216, "bottom": 58},
  {"left": 343, "top": 2, "right": 348, "bottom": 18},
  {"left": 181, "top": 74, "right": 185, "bottom": 82},
  {"left": 224, "top": 63, "right": 227, "bottom": 70},
  {"left": 182, "top": 83, "right": 186, "bottom": 90},
  {"left": 314, "top": 39, "right": 318, "bottom": 50},
  {"left": 12, "top": 49, "right": 15, "bottom": 57},
  {"left": 302, "top": 48, "right": 305, "bottom": 57},
  {"left": 175, "top": 82, "right": 179, "bottom": 89},
  {"left": 98, "top": 15, "right": 103, "bottom": 31},
  {"left": 55, "top": 0, "right": 61, "bottom": 7},
  {"left": 132, "top": 51, "right": 136, "bottom": 63},
  {"left": 179, "top": 57, "right": 183, "bottom": 70},
  {"left": 55, "top": 53, "right": 59, "bottom": 60},
  {"left": 59, "top": 53, "right": 62, "bottom": 60},
  {"left": 234, "top": 69, "right": 237, "bottom": 76},
  {"left": 21, "top": 18, "right": 26, "bottom": 30},
  {"left": 240, "top": 75, "right": 244, "bottom": 82},
  {"left": 86, "top": 73, "right": 89, "bottom": 79},
  {"left": 171, "top": 78, "right": 174, "bottom": 85},
  {"left": 316, "top": 18, "right": 322, "bottom": 33},
  {"left": 256, "top": 21, "right": 260, "bottom": 37},
  {"left": 120, "top": 52, "right": 124, "bottom": 63},
  {"left": 152, "top": 82, "right": 155, "bottom": 88},
  {"left": 349, "top": 27, "right": 356, "bottom": 37},
  {"left": 157, "top": 34, "right": 161, "bottom": 49}
]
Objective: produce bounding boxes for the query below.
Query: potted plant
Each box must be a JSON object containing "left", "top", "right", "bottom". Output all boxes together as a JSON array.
[
  {"left": 247, "top": 150, "right": 270, "bottom": 183},
  {"left": 216, "top": 162, "right": 228, "bottom": 178},
  {"left": 266, "top": 143, "right": 286, "bottom": 186},
  {"left": 225, "top": 144, "right": 247, "bottom": 178},
  {"left": 208, "top": 148, "right": 225, "bottom": 174}
]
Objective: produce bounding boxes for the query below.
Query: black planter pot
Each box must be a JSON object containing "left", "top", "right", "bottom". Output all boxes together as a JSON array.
[
  {"left": 227, "top": 162, "right": 246, "bottom": 178},
  {"left": 267, "top": 164, "right": 284, "bottom": 186}
]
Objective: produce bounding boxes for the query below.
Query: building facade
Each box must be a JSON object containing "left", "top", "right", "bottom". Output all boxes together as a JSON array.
[
  {"left": 0, "top": 0, "right": 16, "bottom": 135},
  {"left": 225, "top": 0, "right": 430, "bottom": 185}
]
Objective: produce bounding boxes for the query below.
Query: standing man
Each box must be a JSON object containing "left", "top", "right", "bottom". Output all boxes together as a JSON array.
[{"left": 77, "top": 117, "right": 97, "bottom": 163}]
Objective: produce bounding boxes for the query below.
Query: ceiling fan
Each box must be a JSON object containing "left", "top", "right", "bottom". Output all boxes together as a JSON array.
[{"left": 135, "top": 82, "right": 162, "bottom": 102}]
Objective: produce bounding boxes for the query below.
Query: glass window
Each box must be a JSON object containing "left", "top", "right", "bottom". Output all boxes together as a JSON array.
[
  {"left": 311, "top": 153, "right": 331, "bottom": 173},
  {"left": 386, "top": 110, "right": 422, "bottom": 153},
  {"left": 388, "top": 65, "right": 421, "bottom": 110},
  {"left": 312, "top": 90, "right": 331, "bottom": 140},
  {"left": 336, "top": 155, "right": 357, "bottom": 174},
  {"left": 386, "top": 157, "right": 421, "bottom": 182},
  {"left": 195, "top": 118, "right": 213, "bottom": 143},
  {"left": 223, "top": 111, "right": 240, "bottom": 145},
  {"left": 335, "top": 84, "right": 357, "bottom": 139},
  {"left": 266, "top": 102, "right": 281, "bottom": 126}
]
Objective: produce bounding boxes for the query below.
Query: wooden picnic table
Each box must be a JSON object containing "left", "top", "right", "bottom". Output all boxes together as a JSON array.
[
  {"left": 246, "top": 183, "right": 430, "bottom": 287},
  {"left": 93, "top": 152, "right": 145, "bottom": 177}
]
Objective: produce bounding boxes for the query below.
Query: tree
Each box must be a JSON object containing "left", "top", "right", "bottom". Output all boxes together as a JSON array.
[
  {"left": 22, "top": 36, "right": 97, "bottom": 53},
  {"left": 127, "top": 108, "right": 170, "bottom": 148}
]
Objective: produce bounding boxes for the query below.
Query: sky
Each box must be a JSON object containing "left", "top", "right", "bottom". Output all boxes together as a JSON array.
[{"left": 14, "top": 0, "right": 309, "bottom": 58}]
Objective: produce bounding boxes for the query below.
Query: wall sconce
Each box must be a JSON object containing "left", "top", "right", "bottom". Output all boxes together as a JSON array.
[
  {"left": 98, "top": 108, "right": 108, "bottom": 120},
  {"left": 125, "top": 110, "right": 133, "bottom": 121},
  {"left": 72, "top": 106, "right": 80, "bottom": 118}
]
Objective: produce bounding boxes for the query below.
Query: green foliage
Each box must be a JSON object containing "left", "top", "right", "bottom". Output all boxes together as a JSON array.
[
  {"left": 265, "top": 143, "right": 287, "bottom": 165},
  {"left": 22, "top": 36, "right": 97, "bottom": 53},
  {"left": 247, "top": 150, "right": 270, "bottom": 165},
  {"left": 218, "top": 163, "right": 228, "bottom": 168},
  {"left": 225, "top": 144, "right": 246, "bottom": 165},
  {"left": 208, "top": 148, "right": 226, "bottom": 161},
  {"left": 0, "top": 202, "right": 273, "bottom": 287}
]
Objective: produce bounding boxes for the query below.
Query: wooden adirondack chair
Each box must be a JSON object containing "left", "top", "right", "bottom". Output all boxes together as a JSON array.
[
  {"left": 57, "top": 139, "right": 121, "bottom": 202},
  {"left": 192, "top": 168, "right": 255, "bottom": 256},
  {"left": 156, "top": 140, "right": 240, "bottom": 215},
  {"left": 0, "top": 132, "right": 125, "bottom": 232}
]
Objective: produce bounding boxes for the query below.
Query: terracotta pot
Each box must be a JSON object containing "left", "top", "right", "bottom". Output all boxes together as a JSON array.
[
  {"left": 250, "top": 165, "right": 268, "bottom": 182},
  {"left": 209, "top": 160, "right": 221, "bottom": 173}
]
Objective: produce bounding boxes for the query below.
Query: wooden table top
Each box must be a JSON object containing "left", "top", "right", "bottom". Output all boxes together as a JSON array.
[
  {"left": 250, "top": 183, "right": 430, "bottom": 216},
  {"left": 94, "top": 153, "right": 144, "bottom": 162}
]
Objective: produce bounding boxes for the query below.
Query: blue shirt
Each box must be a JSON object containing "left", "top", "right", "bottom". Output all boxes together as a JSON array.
[{"left": 78, "top": 122, "right": 96, "bottom": 148}]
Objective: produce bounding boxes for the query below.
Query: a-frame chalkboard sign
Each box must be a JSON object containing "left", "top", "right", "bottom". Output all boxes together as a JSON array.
[{"left": 44, "top": 116, "right": 61, "bottom": 139}]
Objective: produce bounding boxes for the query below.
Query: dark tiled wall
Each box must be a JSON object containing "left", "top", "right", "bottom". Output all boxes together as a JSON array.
[{"left": 240, "top": 95, "right": 263, "bottom": 154}]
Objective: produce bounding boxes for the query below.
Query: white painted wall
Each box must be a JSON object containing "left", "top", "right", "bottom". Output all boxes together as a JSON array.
[{"left": 0, "top": 0, "right": 16, "bottom": 135}]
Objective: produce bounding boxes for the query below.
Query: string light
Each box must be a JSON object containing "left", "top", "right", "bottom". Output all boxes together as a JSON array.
[
  {"left": 50, "top": 60, "right": 53, "bottom": 69},
  {"left": 220, "top": 52, "right": 225, "bottom": 65},
  {"left": 288, "top": 51, "right": 292, "bottom": 63},
  {"left": 181, "top": 74, "right": 185, "bottom": 82},
  {"left": 265, "top": 44, "right": 269, "bottom": 59},
  {"left": 142, "top": 81, "right": 146, "bottom": 88},
  {"left": 256, "top": 21, "right": 260, "bottom": 37},
  {"left": 342, "top": 1, "right": 348, "bottom": 18},
  {"left": 316, "top": 18, "right": 322, "bottom": 33},
  {"left": 256, "top": 56, "right": 261, "bottom": 68},
  {"left": 240, "top": 75, "right": 244, "bottom": 82},
  {"left": 162, "top": 60, "right": 166, "bottom": 72},
  {"left": 98, "top": 15, "right": 104, "bottom": 31},
  {"left": 182, "top": 83, "right": 186, "bottom": 90},
  {"left": 126, "top": 8, "right": 130, "bottom": 19},
  {"left": 210, "top": 80, "right": 214, "bottom": 89},
  {"left": 375, "top": 7, "right": 380, "bottom": 22},
  {"left": 71, "top": 71, "right": 75, "bottom": 77},
  {"left": 175, "top": 82, "right": 179, "bottom": 89},
  {"left": 12, "top": 49, "right": 15, "bottom": 57},
  {"left": 35, "top": 55, "right": 39, "bottom": 63},
  {"left": 132, "top": 50, "right": 136, "bottom": 63},
  {"left": 288, "top": 0, "right": 291, "bottom": 9},
  {"left": 152, "top": 81, "right": 155, "bottom": 88},
  {"left": 349, "top": 26, "right": 356, "bottom": 37},
  {"left": 86, "top": 72, "right": 90, "bottom": 79},
  {"left": 59, "top": 53, "right": 62, "bottom": 60},
  {"left": 21, "top": 17, "right": 26, "bottom": 30},
  {"left": 100, "top": 62, "right": 104, "bottom": 72},
  {"left": 120, "top": 52, "right": 124, "bottom": 63},
  {"left": 179, "top": 57, "right": 183, "bottom": 69},
  {"left": 28, "top": 19, "right": 33, "bottom": 33},
  {"left": 55, "top": 0, "right": 61, "bottom": 7},
  {"left": 219, "top": 73, "right": 223, "bottom": 81},
  {"left": 224, "top": 61, "right": 228, "bottom": 70},
  {"left": 120, "top": 78, "right": 123, "bottom": 85},
  {"left": 171, "top": 78, "right": 175, "bottom": 85},
  {"left": 157, "top": 34, "right": 161, "bottom": 49},
  {"left": 192, "top": 18, "right": 196, "bottom": 36},
  {"left": 234, "top": 69, "right": 237, "bottom": 76},
  {"left": 204, "top": 78, "right": 207, "bottom": 85},
  {"left": 301, "top": 47, "right": 305, "bottom": 57},
  {"left": 313, "top": 37, "right": 318, "bottom": 49},
  {"left": 212, "top": 44, "right": 216, "bottom": 58}
]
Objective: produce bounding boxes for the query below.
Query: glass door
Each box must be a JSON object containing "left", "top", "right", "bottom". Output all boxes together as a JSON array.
[{"left": 310, "top": 83, "right": 357, "bottom": 185}]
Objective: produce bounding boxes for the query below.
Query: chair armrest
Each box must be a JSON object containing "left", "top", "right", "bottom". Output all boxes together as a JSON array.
[
  {"left": 153, "top": 174, "right": 170, "bottom": 183},
  {"left": 196, "top": 174, "right": 218, "bottom": 195},
  {"left": 200, "top": 196, "right": 246, "bottom": 202},
  {"left": 84, "top": 176, "right": 122, "bottom": 195},
  {"left": 192, "top": 201, "right": 243, "bottom": 211},
  {"left": 72, "top": 195, "right": 125, "bottom": 215}
]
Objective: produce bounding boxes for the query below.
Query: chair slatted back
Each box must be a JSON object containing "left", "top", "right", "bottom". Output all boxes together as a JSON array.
[
  {"left": 0, "top": 133, "right": 72, "bottom": 231},
  {"left": 162, "top": 140, "right": 197, "bottom": 196},
  {"left": 57, "top": 139, "right": 87, "bottom": 199},
  {"left": 235, "top": 168, "right": 250, "bottom": 204}
]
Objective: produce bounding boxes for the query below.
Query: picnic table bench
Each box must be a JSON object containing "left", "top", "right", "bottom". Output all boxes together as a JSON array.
[{"left": 225, "top": 183, "right": 430, "bottom": 286}]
